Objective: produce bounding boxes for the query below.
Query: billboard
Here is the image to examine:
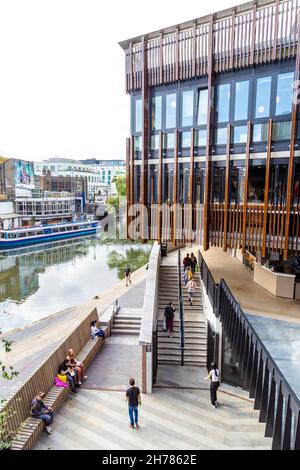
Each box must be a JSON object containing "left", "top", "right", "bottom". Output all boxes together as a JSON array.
[{"left": 15, "top": 160, "right": 35, "bottom": 188}]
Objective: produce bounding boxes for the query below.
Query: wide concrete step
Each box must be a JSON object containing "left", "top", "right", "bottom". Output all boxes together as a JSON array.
[
  {"left": 114, "top": 319, "right": 141, "bottom": 326},
  {"left": 115, "top": 315, "right": 142, "bottom": 321},
  {"left": 112, "top": 324, "right": 140, "bottom": 330},
  {"left": 158, "top": 336, "right": 206, "bottom": 344},
  {"left": 158, "top": 351, "right": 206, "bottom": 358},
  {"left": 158, "top": 342, "right": 206, "bottom": 354},
  {"left": 158, "top": 320, "right": 206, "bottom": 326},
  {"left": 157, "top": 331, "right": 207, "bottom": 339},
  {"left": 112, "top": 328, "right": 139, "bottom": 336},
  {"left": 158, "top": 357, "right": 206, "bottom": 365},
  {"left": 158, "top": 325, "right": 206, "bottom": 333}
]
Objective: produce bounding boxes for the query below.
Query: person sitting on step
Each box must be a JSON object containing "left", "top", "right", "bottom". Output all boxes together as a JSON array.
[
  {"left": 30, "top": 392, "right": 54, "bottom": 435},
  {"left": 90, "top": 320, "right": 105, "bottom": 339},
  {"left": 67, "top": 348, "right": 88, "bottom": 385}
]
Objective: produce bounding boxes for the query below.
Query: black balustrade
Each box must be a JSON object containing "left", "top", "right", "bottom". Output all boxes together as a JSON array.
[{"left": 197, "top": 249, "right": 300, "bottom": 450}]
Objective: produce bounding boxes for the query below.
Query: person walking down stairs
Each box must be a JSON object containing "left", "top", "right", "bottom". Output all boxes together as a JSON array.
[
  {"left": 205, "top": 362, "right": 220, "bottom": 409},
  {"left": 186, "top": 276, "right": 197, "bottom": 306},
  {"left": 164, "top": 301, "right": 175, "bottom": 337}
]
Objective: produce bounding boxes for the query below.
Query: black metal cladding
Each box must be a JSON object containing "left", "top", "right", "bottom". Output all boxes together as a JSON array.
[{"left": 197, "top": 248, "right": 300, "bottom": 450}]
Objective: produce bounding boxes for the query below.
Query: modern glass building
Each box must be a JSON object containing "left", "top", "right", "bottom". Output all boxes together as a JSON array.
[{"left": 120, "top": 0, "right": 300, "bottom": 265}]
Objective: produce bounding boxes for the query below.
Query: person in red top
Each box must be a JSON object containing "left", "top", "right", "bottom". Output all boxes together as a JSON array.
[{"left": 182, "top": 253, "right": 192, "bottom": 271}]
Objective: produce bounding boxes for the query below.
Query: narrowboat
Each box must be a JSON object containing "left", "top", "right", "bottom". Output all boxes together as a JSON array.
[{"left": 0, "top": 220, "right": 100, "bottom": 249}]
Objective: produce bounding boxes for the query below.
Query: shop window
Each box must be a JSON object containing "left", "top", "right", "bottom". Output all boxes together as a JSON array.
[
  {"left": 212, "top": 167, "right": 225, "bottom": 202},
  {"left": 248, "top": 165, "right": 265, "bottom": 203}
]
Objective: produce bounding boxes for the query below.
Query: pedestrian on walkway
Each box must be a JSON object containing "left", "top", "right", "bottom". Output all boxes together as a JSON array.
[
  {"left": 125, "top": 265, "right": 132, "bottom": 286},
  {"left": 126, "top": 378, "right": 141, "bottom": 429},
  {"left": 164, "top": 300, "right": 175, "bottom": 337},
  {"left": 31, "top": 392, "right": 54, "bottom": 434},
  {"left": 186, "top": 275, "right": 196, "bottom": 305},
  {"left": 182, "top": 253, "right": 192, "bottom": 272},
  {"left": 205, "top": 362, "right": 220, "bottom": 408},
  {"left": 190, "top": 253, "right": 197, "bottom": 275},
  {"left": 184, "top": 266, "right": 192, "bottom": 286}
]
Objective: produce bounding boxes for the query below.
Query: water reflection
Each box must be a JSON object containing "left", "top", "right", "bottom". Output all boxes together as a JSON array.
[{"left": 0, "top": 236, "right": 151, "bottom": 332}]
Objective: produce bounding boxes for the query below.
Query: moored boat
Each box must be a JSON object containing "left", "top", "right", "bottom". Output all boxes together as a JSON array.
[{"left": 0, "top": 220, "right": 100, "bottom": 249}]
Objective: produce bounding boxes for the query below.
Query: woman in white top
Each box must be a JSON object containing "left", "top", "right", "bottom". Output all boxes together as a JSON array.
[
  {"left": 186, "top": 276, "right": 196, "bottom": 306},
  {"left": 204, "top": 362, "right": 220, "bottom": 408}
]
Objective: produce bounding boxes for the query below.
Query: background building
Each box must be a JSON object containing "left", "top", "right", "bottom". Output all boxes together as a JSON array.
[{"left": 120, "top": 0, "right": 300, "bottom": 266}]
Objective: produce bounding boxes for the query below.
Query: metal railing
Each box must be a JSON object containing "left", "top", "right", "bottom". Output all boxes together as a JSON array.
[
  {"left": 197, "top": 249, "right": 300, "bottom": 450},
  {"left": 178, "top": 250, "right": 185, "bottom": 366}
]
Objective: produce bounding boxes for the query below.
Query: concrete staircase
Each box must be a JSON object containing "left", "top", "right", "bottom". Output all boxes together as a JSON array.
[
  {"left": 111, "top": 307, "right": 142, "bottom": 336},
  {"left": 157, "top": 265, "right": 207, "bottom": 366}
]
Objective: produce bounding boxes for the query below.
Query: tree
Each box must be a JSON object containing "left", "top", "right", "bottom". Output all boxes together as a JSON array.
[
  {"left": 0, "top": 329, "right": 19, "bottom": 450},
  {"left": 106, "top": 175, "right": 126, "bottom": 213}
]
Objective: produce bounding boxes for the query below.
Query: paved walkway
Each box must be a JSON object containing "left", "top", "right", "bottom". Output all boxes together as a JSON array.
[
  {"left": 33, "top": 386, "right": 271, "bottom": 450},
  {"left": 0, "top": 265, "right": 147, "bottom": 400}
]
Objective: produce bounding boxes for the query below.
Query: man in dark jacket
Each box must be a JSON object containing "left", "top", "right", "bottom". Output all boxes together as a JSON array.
[
  {"left": 31, "top": 392, "right": 54, "bottom": 434},
  {"left": 164, "top": 301, "right": 175, "bottom": 337}
]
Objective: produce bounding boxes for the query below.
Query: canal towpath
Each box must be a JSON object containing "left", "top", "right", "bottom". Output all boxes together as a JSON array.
[{"left": 0, "top": 264, "right": 147, "bottom": 400}]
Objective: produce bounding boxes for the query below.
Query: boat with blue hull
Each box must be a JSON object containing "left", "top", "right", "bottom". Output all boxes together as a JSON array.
[{"left": 0, "top": 220, "right": 100, "bottom": 249}]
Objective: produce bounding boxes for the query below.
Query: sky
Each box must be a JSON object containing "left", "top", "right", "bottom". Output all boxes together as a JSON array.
[{"left": 0, "top": 0, "right": 245, "bottom": 162}]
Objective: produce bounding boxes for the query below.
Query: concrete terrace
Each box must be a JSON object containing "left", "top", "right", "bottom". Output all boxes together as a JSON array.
[
  {"left": 199, "top": 246, "right": 300, "bottom": 324},
  {"left": 34, "top": 386, "right": 271, "bottom": 450}
]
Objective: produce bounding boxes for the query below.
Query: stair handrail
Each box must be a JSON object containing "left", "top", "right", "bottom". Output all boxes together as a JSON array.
[{"left": 178, "top": 249, "right": 185, "bottom": 366}]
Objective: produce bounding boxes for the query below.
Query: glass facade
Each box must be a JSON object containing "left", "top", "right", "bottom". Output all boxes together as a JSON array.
[
  {"left": 255, "top": 76, "right": 271, "bottom": 118},
  {"left": 166, "top": 93, "right": 177, "bottom": 129},
  {"left": 181, "top": 90, "right": 194, "bottom": 127},
  {"left": 253, "top": 123, "right": 269, "bottom": 142},
  {"left": 165, "top": 132, "right": 175, "bottom": 149},
  {"left": 181, "top": 131, "right": 191, "bottom": 148},
  {"left": 197, "top": 89, "right": 208, "bottom": 125},
  {"left": 272, "top": 121, "right": 292, "bottom": 140},
  {"left": 275, "top": 72, "right": 294, "bottom": 116},
  {"left": 152, "top": 95, "right": 162, "bottom": 130},
  {"left": 195, "top": 129, "right": 207, "bottom": 147},
  {"left": 234, "top": 81, "right": 249, "bottom": 121},
  {"left": 135, "top": 99, "right": 142, "bottom": 132},
  {"left": 150, "top": 134, "right": 160, "bottom": 150},
  {"left": 216, "top": 127, "right": 227, "bottom": 145},
  {"left": 216, "top": 84, "right": 230, "bottom": 123},
  {"left": 233, "top": 125, "right": 248, "bottom": 144}
]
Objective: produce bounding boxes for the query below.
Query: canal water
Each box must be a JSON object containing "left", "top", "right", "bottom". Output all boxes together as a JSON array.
[{"left": 0, "top": 235, "right": 152, "bottom": 333}]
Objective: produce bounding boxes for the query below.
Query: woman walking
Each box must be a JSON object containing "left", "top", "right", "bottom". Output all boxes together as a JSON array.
[
  {"left": 205, "top": 362, "right": 220, "bottom": 408},
  {"left": 190, "top": 253, "right": 197, "bottom": 275},
  {"left": 186, "top": 275, "right": 196, "bottom": 305}
]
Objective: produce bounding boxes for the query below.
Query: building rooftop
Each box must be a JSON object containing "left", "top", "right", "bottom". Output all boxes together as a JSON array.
[{"left": 119, "top": 0, "right": 274, "bottom": 49}]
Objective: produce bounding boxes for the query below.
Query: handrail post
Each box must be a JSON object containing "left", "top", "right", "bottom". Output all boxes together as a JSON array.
[{"left": 178, "top": 250, "right": 185, "bottom": 365}]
